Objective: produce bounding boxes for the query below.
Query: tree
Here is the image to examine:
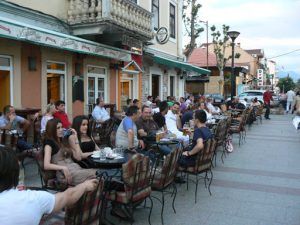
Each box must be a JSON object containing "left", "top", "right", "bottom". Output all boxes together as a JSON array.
[
  {"left": 277, "top": 76, "right": 295, "bottom": 93},
  {"left": 296, "top": 78, "right": 300, "bottom": 91},
  {"left": 210, "top": 24, "right": 240, "bottom": 94},
  {"left": 183, "top": 0, "right": 204, "bottom": 58}
]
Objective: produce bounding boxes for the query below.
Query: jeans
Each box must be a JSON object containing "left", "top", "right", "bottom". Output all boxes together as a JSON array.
[
  {"left": 265, "top": 103, "right": 270, "bottom": 119},
  {"left": 286, "top": 101, "right": 292, "bottom": 112},
  {"left": 17, "top": 137, "right": 32, "bottom": 153},
  {"left": 158, "top": 145, "right": 172, "bottom": 155}
]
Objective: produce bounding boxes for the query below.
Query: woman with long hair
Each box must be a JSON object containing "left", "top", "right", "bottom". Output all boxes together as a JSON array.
[
  {"left": 43, "top": 118, "right": 97, "bottom": 185},
  {"left": 69, "top": 115, "right": 100, "bottom": 168},
  {"left": 70, "top": 115, "right": 99, "bottom": 154}
]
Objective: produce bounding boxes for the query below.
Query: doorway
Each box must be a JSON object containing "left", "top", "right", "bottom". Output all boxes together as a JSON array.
[
  {"left": 87, "top": 66, "right": 107, "bottom": 113},
  {"left": 0, "top": 56, "right": 12, "bottom": 110},
  {"left": 152, "top": 75, "right": 160, "bottom": 99},
  {"left": 120, "top": 72, "right": 137, "bottom": 111},
  {"left": 46, "top": 61, "right": 66, "bottom": 104}
]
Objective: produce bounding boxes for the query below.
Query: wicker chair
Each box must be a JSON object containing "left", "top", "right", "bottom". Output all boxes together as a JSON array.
[
  {"left": 151, "top": 147, "right": 182, "bottom": 225},
  {"left": 34, "top": 149, "right": 68, "bottom": 191},
  {"left": 65, "top": 177, "right": 106, "bottom": 225},
  {"left": 178, "top": 138, "right": 216, "bottom": 203},
  {"left": 106, "top": 154, "right": 153, "bottom": 225},
  {"left": 212, "top": 119, "right": 228, "bottom": 166}
]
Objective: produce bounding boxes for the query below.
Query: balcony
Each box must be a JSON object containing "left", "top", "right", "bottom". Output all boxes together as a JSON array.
[{"left": 68, "top": 0, "right": 153, "bottom": 42}]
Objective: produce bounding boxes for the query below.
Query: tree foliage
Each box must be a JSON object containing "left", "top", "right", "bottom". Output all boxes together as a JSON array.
[
  {"left": 277, "top": 76, "right": 295, "bottom": 93},
  {"left": 210, "top": 24, "right": 240, "bottom": 80},
  {"left": 183, "top": 0, "right": 204, "bottom": 58}
]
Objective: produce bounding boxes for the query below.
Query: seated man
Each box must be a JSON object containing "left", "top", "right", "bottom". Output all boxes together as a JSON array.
[
  {"left": 136, "top": 105, "right": 172, "bottom": 155},
  {"left": 0, "top": 146, "right": 98, "bottom": 225},
  {"left": 206, "top": 97, "right": 221, "bottom": 115},
  {"left": 92, "top": 97, "right": 110, "bottom": 126},
  {"left": 115, "top": 105, "right": 144, "bottom": 151},
  {"left": 153, "top": 101, "right": 168, "bottom": 132},
  {"left": 165, "top": 102, "right": 189, "bottom": 145},
  {"left": 179, "top": 110, "right": 213, "bottom": 167},
  {"left": 53, "top": 100, "right": 71, "bottom": 129},
  {"left": 0, "top": 105, "right": 33, "bottom": 153}
]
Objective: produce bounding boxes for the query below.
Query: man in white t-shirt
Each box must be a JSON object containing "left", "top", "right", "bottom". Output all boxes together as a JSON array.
[
  {"left": 165, "top": 102, "right": 189, "bottom": 144},
  {"left": 286, "top": 89, "right": 296, "bottom": 113},
  {"left": 0, "top": 146, "right": 98, "bottom": 225}
]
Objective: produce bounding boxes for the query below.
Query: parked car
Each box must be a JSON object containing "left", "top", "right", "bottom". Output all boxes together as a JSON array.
[
  {"left": 226, "top": 90, "right": 279, "bottom": 107},
  {"left": 205, "top": 93, "right": 225, "bottom": 106}
]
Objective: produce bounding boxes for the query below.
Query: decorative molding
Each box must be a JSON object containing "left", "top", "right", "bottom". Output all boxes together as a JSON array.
[{"left": 0, "top": 17, "right": 132, "bottom": 62}]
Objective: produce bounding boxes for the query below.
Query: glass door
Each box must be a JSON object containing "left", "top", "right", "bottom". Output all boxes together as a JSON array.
[{"left": 87, "top": 66, "right": 107, "bottom": 113}]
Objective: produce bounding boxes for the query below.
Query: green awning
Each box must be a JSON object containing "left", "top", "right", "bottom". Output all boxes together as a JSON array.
[{"left": 153, "top": 55, "right": 210, "bottom": 75}]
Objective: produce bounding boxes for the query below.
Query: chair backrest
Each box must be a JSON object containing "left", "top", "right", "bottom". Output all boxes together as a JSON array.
[
  {"left": 98, "top": 118, "right": 116, "bottom": 147},
  {"left": 122, "top": 154, "right": 152, "bottom": 202},
  {"left": 65, "top": 178, "right": 105, "bottom": 225},
  {"left": 33, "top": 116, "right": 42, "bottom": 145},
  {"left": 194, "top": 138, "right": 216, "bottom": 172},
  {"left": 214, "top": 119, "right": 227, "bottom": 145},
  {"left": 34, "top": 149, "right": 67, "bottom": 190},
  {"left": 152, "top": 147, "right": 182, "bottom": 189},
  {"left": 0, "top": 129, "right": 18, "bottom": 151}
]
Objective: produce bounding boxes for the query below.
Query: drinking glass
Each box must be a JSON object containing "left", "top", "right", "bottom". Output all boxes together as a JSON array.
[{"left": 100, "top": 150, "right": 106, "bottom": 161}]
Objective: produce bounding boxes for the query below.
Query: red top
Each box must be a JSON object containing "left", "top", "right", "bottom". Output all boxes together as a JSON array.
[
  {"left": 263, "top": 91, "right": 273, "bottom": 104},
  {"left": 53, "top": 111, "right": 71, "bottom": 128}
]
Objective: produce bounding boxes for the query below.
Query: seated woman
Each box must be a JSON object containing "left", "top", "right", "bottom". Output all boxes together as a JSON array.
[
  {"left": 179, "top": 110, "right": 213, "bottom": 167},
  {"left": 43, "top": 118, "right": 97, "bottom": 186},
  {"left": 70, "top": 115, "right": 100, "bottom": 168}
]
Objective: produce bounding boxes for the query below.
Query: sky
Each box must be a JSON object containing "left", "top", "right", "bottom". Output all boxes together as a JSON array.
[{"left": 187, "top": 0, "right": 300, "bottom": 80}]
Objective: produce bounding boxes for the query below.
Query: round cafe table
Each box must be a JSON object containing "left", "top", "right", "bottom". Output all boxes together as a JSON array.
[{"left": 88, "top": 152, "right": 132, "bottom": 169}]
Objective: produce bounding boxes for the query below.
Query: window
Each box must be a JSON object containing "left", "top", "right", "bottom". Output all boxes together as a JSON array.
[
  {"left": 169, "top": 3, "right": 176, "bottom": 39},
  {"left": 87, "top": 66, "right": 107, "bottom": 106},
  {"left": 152, "top": 0, "right": 159, "bottom": 30}
]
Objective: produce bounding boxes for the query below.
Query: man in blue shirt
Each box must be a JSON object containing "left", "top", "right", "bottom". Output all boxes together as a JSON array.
[
  {"left": 179, "top": 110, "right": 213, "bottom": 167},
  {"left": 0, "top": 105, "right": 29, "bottom": 131},
  {"left": 0, "top": 105, "right": 33, "bottom": 153},
  {"left": 116, "top": 105, "right": 144, "bottom": 150}
]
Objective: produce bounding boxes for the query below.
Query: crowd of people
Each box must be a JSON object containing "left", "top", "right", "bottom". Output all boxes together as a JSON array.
[{"left": 0, "top": 88, "right": 275, "bottom": 224}]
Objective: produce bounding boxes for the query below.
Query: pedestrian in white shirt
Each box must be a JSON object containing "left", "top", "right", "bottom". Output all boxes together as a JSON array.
[
  {"left": 92, "top": 97, "right": 110, "bottom": 125},
  {"left": 286, "top": 89, "right": 296, "bottom": 113}
]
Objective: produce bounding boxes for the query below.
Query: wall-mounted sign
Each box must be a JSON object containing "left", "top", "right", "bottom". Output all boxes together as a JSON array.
[
  {"left": 122, "top": 35, "right": 143, "bottom": 49},
  {"left": 156, "top": 27, "right": 169, "bottom": 44}
]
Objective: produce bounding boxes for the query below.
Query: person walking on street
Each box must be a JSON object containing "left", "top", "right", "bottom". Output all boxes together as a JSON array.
[
  {"left": 286, "top": 89, "right": 296, "bottom": 113},
  {"left": 263, "top": 87, "right": 273, "bottom": 120}
]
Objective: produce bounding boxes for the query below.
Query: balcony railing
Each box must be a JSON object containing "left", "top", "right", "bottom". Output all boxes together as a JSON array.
[{"left": 68, "top": 0, "right": 153, "bottom": 39}]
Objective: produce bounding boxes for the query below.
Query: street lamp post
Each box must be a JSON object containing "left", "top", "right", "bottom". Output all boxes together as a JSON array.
[{"left": 227, "top": 31, "right": 240, "bottom": 100}]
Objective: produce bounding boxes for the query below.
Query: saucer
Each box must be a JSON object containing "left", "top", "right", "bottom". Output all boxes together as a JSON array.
[{"left": 91, "top": 154, "right": 100, "bottom": 158}]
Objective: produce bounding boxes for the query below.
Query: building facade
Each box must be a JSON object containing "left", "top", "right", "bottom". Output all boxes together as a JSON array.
[{"left": 0, "top": 0, "right": 209, "bottom": 117}]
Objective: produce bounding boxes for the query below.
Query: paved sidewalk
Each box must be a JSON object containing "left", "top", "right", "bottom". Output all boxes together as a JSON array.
[{"left": 25, "top": 114, "right": 300, "bottom": 225}]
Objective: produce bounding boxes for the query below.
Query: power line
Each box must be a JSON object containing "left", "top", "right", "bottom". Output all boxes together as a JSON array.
[{"left": 267, "top": 48, "right": 300, "bottom": 59}]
